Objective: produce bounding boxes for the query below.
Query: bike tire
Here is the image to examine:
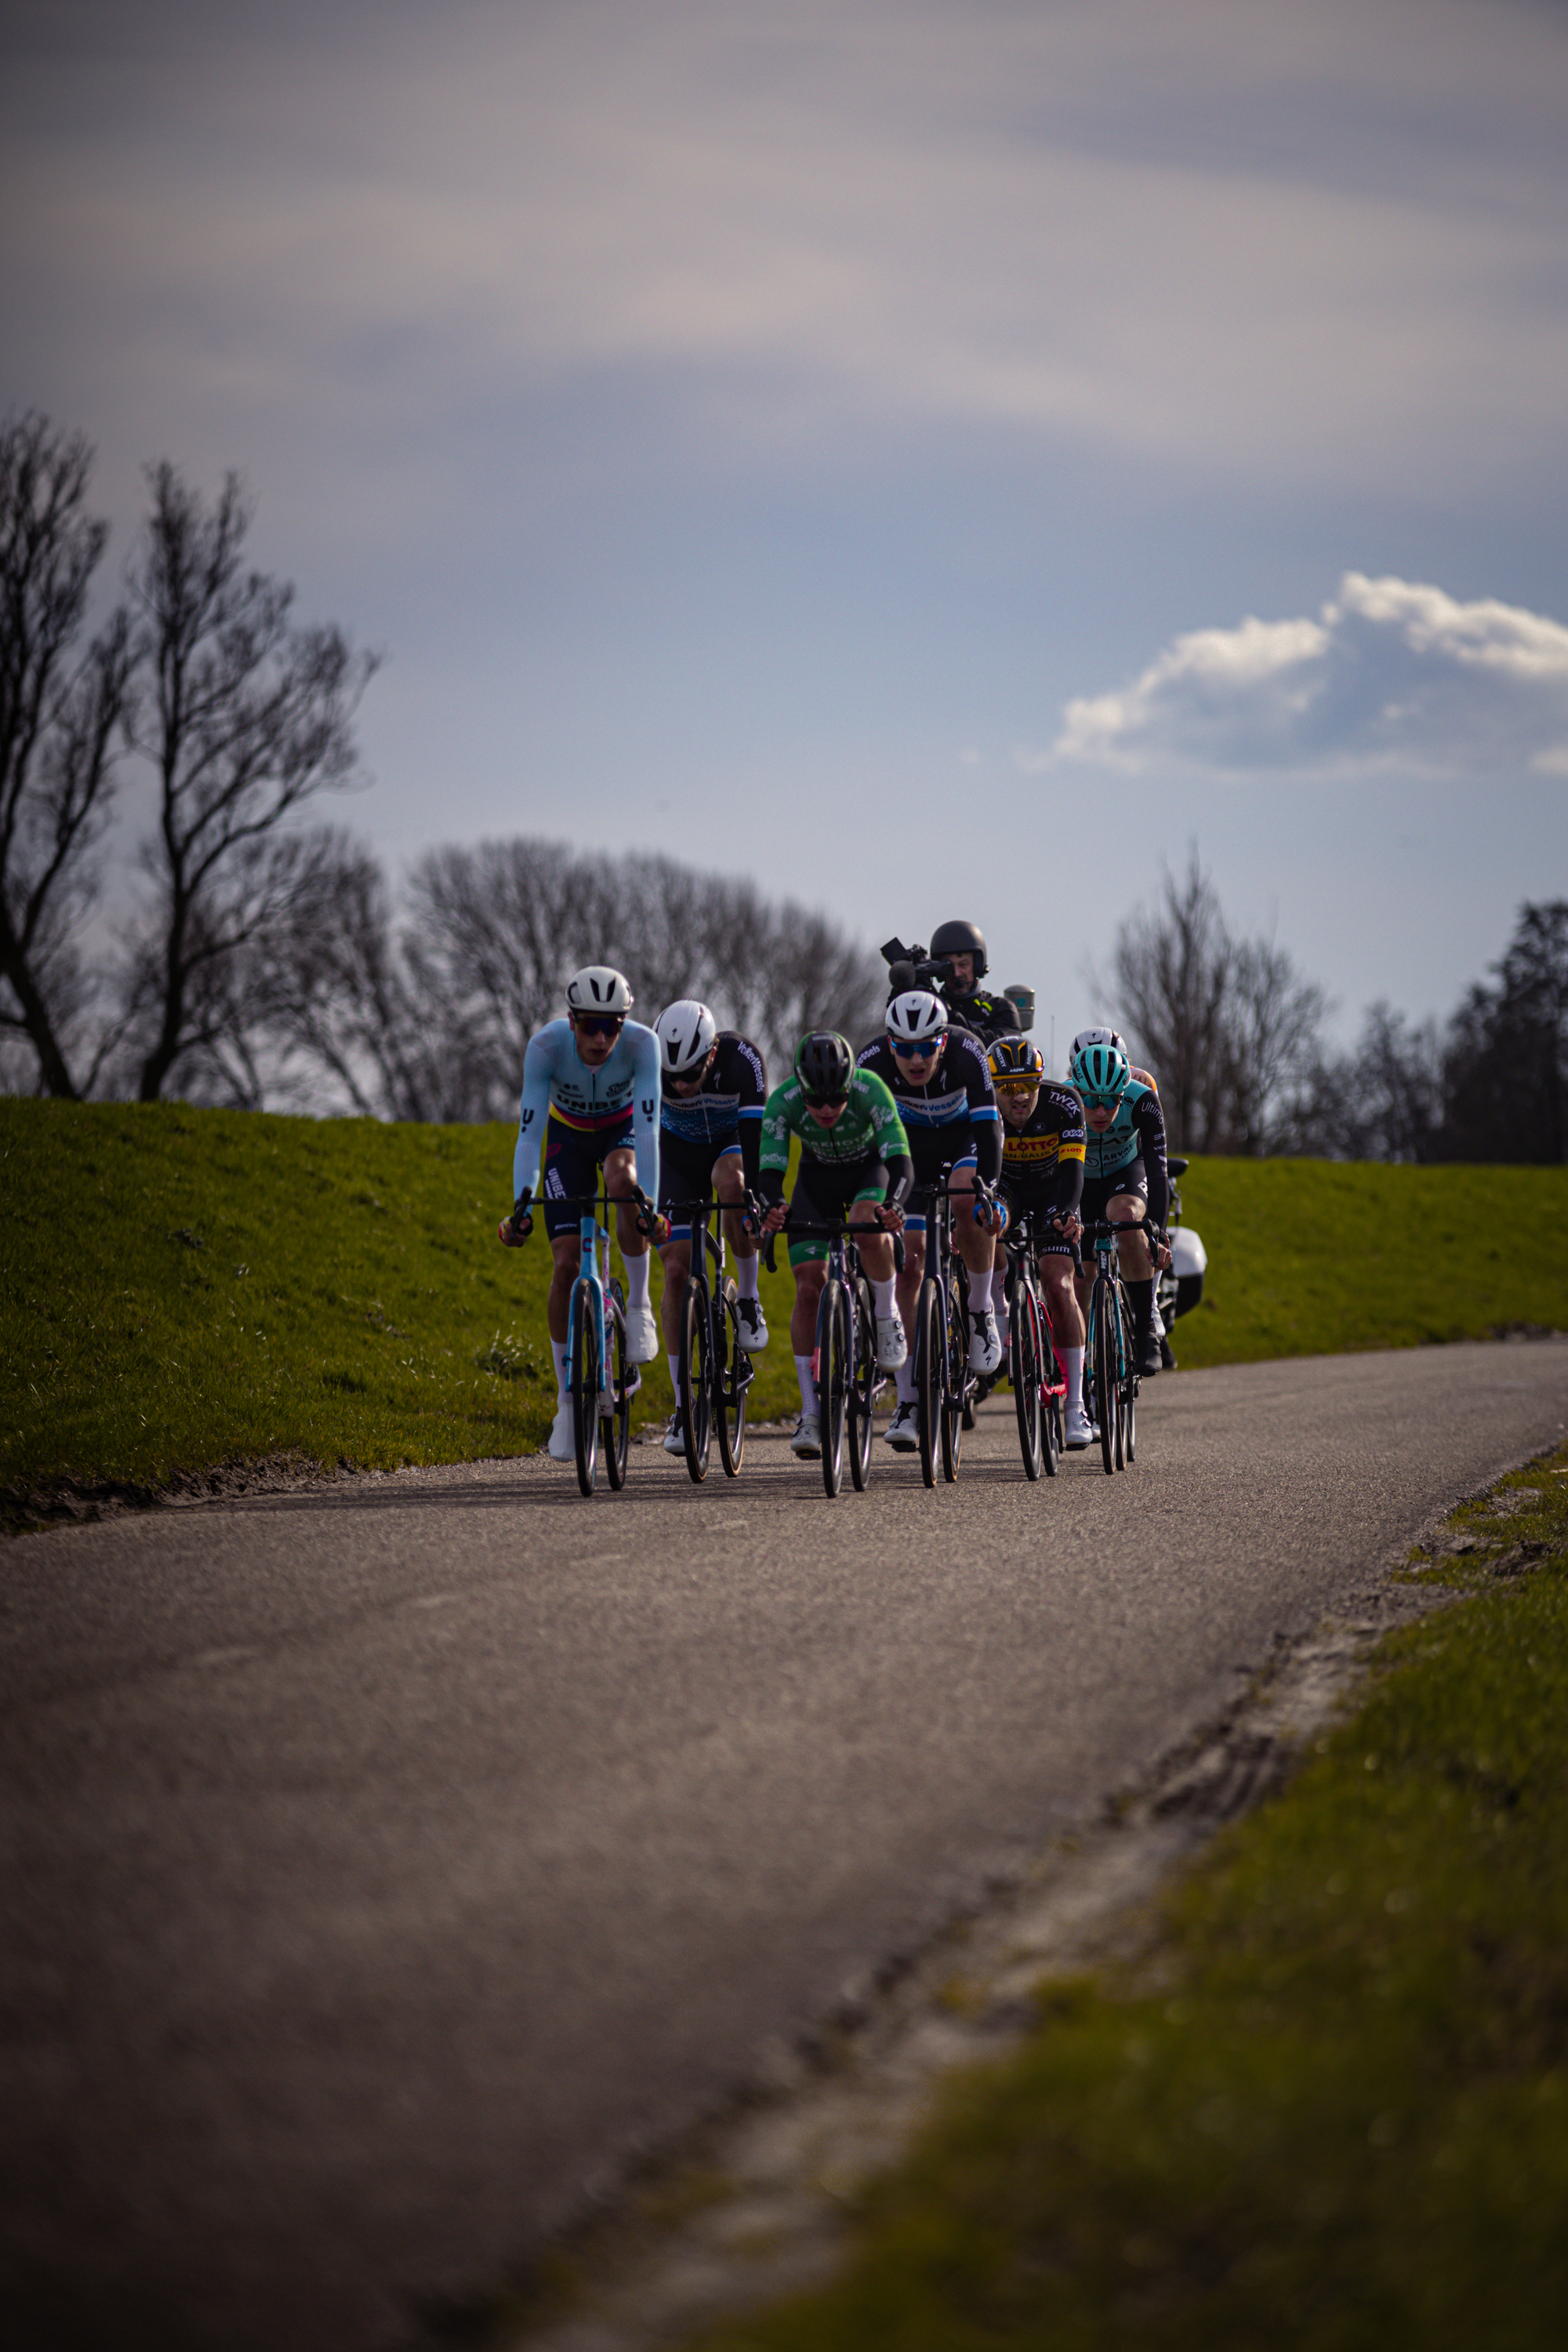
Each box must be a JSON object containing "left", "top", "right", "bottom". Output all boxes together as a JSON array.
[
  {"left": 603, "top": 1283, "right": 632, "bottom": 1490},
  {"left": 818, "top": 1276, "right": 848, "bottom": 1497},
  {"left": 1092, "top": 1276, "right": 1117, "bottom": 1477},
  {"left": 569, "top": 1282, "right": 600, "bottom": 1497},
  {"left": 679, "top": 1273, "right": 713, "bottom": 1484},
  {"left": 1012, "top": 1280, "right": 1042, "bottom": 1480},
  {"left": 942, "top": 1265, "right": 965, "bottom": 1482},
  {"left": 715, "top": 1279, "right": 747, "bottom": 1477},
  {"left": 848, "top": 1272, "right": 876, "bottom": 1491},
  {"left": 1117, "top": 1289, "right": 1136, "bottom": 1468},
  {"left": 914, "top": 1277, "right": 942, "bottom": 1490}
]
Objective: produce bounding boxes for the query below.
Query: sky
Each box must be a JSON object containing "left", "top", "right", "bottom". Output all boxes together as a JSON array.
[{"left": 5, "top": 0, "right": 1567, "bottom": 1059}]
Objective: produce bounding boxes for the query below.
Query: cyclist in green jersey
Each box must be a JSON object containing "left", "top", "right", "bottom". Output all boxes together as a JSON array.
[{"left": 757, "top": 1032, "right": 913, "bottom": 1459}]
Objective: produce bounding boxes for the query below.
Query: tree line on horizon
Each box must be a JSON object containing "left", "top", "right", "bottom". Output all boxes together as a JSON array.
[{"left": 3, "top": 412, "right": 1562, "bottom": 1159}]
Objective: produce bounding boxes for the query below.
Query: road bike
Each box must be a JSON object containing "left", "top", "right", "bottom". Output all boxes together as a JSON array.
[
  {"left": 1000, "top": 1208, "right": 1067, "bottom": 1479},
  {"left": 666, "top": 1190, "right": 758, "bottom": 1483},
  {"left": 509, "top": 1185, "right": 641, "bottom": 1497},
  {"left": 1081, "top": 1216, "right": 1138, "bottom": 1477},
  {"left": 771, "top": 1214, "right": 881, "bottom": 1497},
  {"left": 912, "top": 1169, "right": 989, "bottom": 1488}
]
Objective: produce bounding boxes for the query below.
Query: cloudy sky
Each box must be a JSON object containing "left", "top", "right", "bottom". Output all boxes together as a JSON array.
[{"left": 5, "top": 0, "right": 1566, "bottom": 1054}]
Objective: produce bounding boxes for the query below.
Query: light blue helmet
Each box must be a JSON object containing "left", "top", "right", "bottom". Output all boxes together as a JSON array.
[{"left": 1069, "top": 1036, "right": 1131, "bottom": 1102}]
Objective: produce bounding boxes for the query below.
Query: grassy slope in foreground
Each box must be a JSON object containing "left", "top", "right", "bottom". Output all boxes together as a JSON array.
[
  {"left": 1168, "top": 1157, "right": 1568, "bottom": 1368},
  {"left": 5, "top": 1102, "right": 1567, "bottom": 1503},
  {"left": 1, "top": 1099, "right": 808, "bottom": 1500},
  {"left": 684, "top": 1451, "right": 1568, "bottom": 2352}
]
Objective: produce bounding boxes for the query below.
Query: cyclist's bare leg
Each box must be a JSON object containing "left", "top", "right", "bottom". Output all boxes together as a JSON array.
[
  {"left": 604, "top": 1143, "right": 646, "bottom": 1264},
  {"left": 1041, "top": 1253, "right": 1084, "bottom": 1348},
  {"left": 895, "top": 1230, "right": 926, "bottom": 1337},
  {"left": 1110, "top": 1192, "right": 1153, "bottom": 1283},
  {"left": 714, "top": 1150, "right": 753, "bottom": 1264},
  {"left": 790, "top": 1259, "right": 827, "bottom": 1353},
  {"left": 949, "top": 1167, "right": 992, "bottom": 1279},
  {"left": 547, "top": 1234, "right": 583, "bottom": 1345},
  {"left": 657, "top": 1236, "right": 692, "bottom": 1355},
  {"left": 846, "top": 1198, "right": 895, "bottom": 1284}
]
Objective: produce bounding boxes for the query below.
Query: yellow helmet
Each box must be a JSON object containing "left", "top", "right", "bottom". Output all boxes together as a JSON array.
[{"left": 987, "top": 1036, "right": 1046, "bottom": 1087}]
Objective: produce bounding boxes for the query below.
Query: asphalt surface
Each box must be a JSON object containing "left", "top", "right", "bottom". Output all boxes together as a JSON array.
[{"left": 4, "top": 1340, "right": 1567, "bottom": 2350}]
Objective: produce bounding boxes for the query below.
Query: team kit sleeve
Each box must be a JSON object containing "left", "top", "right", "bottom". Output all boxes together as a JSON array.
[
  {"left": 956, "top": 1031, "right": 1002, "bottom": 1183},
  {"left": 627, "top": 1022, "right": 662, "bottom": 1203},
  {"left": 1134, "top": 1087, "right": 1171, "bottom": 1227},
  {"left": 511, "top": 1026, "right": 559, "bottom": 1200},
  {"left": 1047, "top": 1085, "right": 1087, "bottom": 1221},
  {"left": 734, "top": 1036, "right": 767, "bottom": 1189},
  {"left": 858, "top": 1069, "right": 913, "bottom": 1207},
  {"left": 757, "top": 1081, "right": 794, "bottom": 1201}
]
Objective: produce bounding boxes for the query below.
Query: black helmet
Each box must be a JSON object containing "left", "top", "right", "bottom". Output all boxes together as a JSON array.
[
  {"left": 930, "top": 919, "right": 987, "bottom": 980},
  {"left": 793, "top": 1030, "right": 854, "bottom": 1102}
]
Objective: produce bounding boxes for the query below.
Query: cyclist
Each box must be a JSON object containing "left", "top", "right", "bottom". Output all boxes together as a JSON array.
[
  {"left": 989, "top": 1036, "right": 1094, "bottom": 1449},
  {"left": 887, "top": 920, "right": 1021, "bottom": 1048},
  {"left": 497, "top": 965, "right": 665, "bottom": 1462},
  {"left": 757, "top": 1032, "right": 913, "bottom": 1460},
  {"left": 856, "top": 989, "right": 1003, "bottom": 1452},
  {"left": 1070, "top": 1024, "right": 1157, "bottom": 1094},
  {"left": 652, "top": 1000, "right": 768, "bottom": 1455},
  {"left": 1068, "top": 1033, "right": 1171, "bottom": 1379}
]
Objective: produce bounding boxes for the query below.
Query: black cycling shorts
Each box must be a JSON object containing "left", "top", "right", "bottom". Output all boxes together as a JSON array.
[
  {"left": 787, "top": 1155, "right": 887, "bottom": 1267},
  {"left": 540, "top": 1111, "right": 635, "bottom": 1239},
  {"left": 659, "top": 1126, "right": 742, "bottom": 1240},
  {"left": 998, "top": 1178, "right": 1080, "bottom": 1261},
  {"left": 1078, "top": 1158, "right": 1149, "bottom": 1250},
  {"left": 902, "top": 1127, "right": 978, "bottom": 1232}
]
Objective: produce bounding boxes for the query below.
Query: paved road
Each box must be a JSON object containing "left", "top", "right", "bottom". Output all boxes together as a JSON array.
[{"left": 5, "top": 1341, "right": 1567, "bottom": 2350}]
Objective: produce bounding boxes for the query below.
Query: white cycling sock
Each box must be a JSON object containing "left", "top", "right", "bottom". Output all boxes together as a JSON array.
[
  {"left": 1064, "top": 1346, "right": 1084, "bottom": 1411},
  {"left": 551, "top": 1339, "right": 569, "bottom": 1401},
  {"left": 871, "top": 1276, "right": 897, "bottom": 1318},
  {"left": 895, "top": 1357, "right": 918, "bottom": 1403},
  {"left": 795, "top": 1354, "right": 817, "bottom": 1414},
  {"left": 624, "top": 1250, "right": 651, "bottom": 1310},
  {"left": 967, "top": 1266, "right": 993, "bottom": 1311},
  {"left": 666, "top": 1352, "right": 682, "bottom": 1397},
  {"left": 735, "top": 1250, "right": 760, "bottom": 1300}
]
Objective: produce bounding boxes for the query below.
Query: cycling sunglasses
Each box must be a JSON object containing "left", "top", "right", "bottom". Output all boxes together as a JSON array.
[
  {"left": 1081, "top": 1087, "right": 1126, "bottom": 1109},
  {"left": 890, "top": 1036, "right": 939, "bottom": 1058},
  {"left": 804, "top": 1090, "right": 849, "bottom": 1109},
  {"left": 572, "top": 1013, "right": 624, "bottom": 1037}
]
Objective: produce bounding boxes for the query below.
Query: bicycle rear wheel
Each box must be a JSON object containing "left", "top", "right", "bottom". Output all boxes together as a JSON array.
[
  {"left": 1092, "top": 1276, "right": 1117, "bottom": 1477},
  {"left": 848, "top": 1272, "right": 876, "bottom": 1491},
  {"left": 1117, "top": 1290, "right": 1136, "bottom": 1468},
  {"left": 914, "top": 1277, "right": 942, "bottom": 1490},
  {"left": 679, "top": 1273, "right": 713, "bottom": 1483},
  {"left": 715, "top": 1279, "right": 747, "bottom": 1477},
  {"left": 602, "top": 1284, "right": 631, "bottom": 1489},
  {"left": 817, "top": 1276, "right": 849, "bottom": 1497},
  {"left": 1011, "top": 1280, "right": 1042, "bottom": 1480},
  {"left": 942, "top": 1265, "right": 966, "bottom": 1481},
  {"left": 569, "top": 1283, "right": 600, "bottom": 1496}
]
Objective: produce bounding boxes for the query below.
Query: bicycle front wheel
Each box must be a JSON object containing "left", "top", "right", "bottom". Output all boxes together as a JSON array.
[
  {"left": 602, "top": 1283, "right": 632, "bottom": 1490},
  {"left": 1011, "top": 1279, "right": 1042, "bottom": 1480},
  {"left": 680, "top": 1274, "right": 713, "bottom": 1483},
  {"left": 848, "top": 1272, "right": 876, "bottom": 1492},
  {"left": 818, "top": 1276, "right": 848, "bottom": 1497},
  {"left": 569, "top": 1282, "right": 601, "bottom": 1497},
  {"left": 1116, "top": 1287, "right": 1136, "bottom": 1468},
  {"left": 1091, "top": 1276, "right": 1117, "bottom": 1477},
  {"left": 914, "top": 1277, "right": 942, "bottom": 1490},
  {"left": 942, "top": 1265, "right": 966, "bottom": 1481},
  {"left": 715, "top": 1279, "right": 747, "bottom": 1477}
]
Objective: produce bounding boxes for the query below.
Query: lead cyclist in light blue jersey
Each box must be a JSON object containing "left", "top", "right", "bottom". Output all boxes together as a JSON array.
[{"left": 499, "top": 964, "right": 665, "bottom": 1461}]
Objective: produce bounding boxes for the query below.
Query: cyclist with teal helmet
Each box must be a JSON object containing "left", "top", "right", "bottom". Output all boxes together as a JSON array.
[
  {"left": 1069, "top": 1033, "right": 1172, "bottom": 1379},
  {"left": 757, "top": 1033, "right": 913, "bottom": 1458}
]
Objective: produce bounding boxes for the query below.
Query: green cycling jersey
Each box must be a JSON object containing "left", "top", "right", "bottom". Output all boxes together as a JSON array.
[{"left": 760, "top": 1068, "right": 910, "bottom": 1174}]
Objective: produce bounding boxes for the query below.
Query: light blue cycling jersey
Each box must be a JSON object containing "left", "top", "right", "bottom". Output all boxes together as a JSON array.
[
  {"left": 1080, "top": 1078, "right": 1169, "bottom": 1221},
  {"left": 512, "top": 1018, "right": 662, "bottom": 1201}
]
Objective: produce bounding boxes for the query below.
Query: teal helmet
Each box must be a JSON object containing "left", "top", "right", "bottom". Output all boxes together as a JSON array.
[{"left": 1069, "top": 1036, "right": 1131, "bottom": 1102}]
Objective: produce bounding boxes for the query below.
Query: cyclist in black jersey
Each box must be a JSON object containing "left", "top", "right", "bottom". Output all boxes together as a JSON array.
[
  {"left": 652, "top": 1002, "right": 768, "bottom": 1454},
  {"left": 989, "top": 1036, "right": 1094, "bottom": 1447},
  {"left": 857, "top": 988, "right": 1004, "bottom": 1450}
]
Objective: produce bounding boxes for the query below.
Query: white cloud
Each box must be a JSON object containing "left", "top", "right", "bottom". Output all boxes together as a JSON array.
[{"left": 1045, "top": 574, "right": 1568, "bottom": 779}]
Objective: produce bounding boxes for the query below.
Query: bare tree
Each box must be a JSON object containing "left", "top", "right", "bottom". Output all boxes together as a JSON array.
[
  {"left": 1107, "top": 851, "right": 1233, "bottom": 1152},
  {"left": 1216, "top": 935, "right": 1330, "bottom": 1154},
  {"left": 118, "top": 463, "right": 379, "bottom": 1102},
  {"left": 0, "top": 413, "right": 132, "bottom": 1097}
]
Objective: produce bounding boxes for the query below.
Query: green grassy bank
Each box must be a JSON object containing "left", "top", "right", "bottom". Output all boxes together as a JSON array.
[
  {"left": 4, "top": 1101, "right": 1566, "bottom": 1511},
  {"left": 675, "top": 1450, "right": 1568, "bottom": 2352}
]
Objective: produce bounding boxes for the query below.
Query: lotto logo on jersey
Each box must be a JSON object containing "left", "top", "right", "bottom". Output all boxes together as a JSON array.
[{"left": 1004, "top": 1134, "right": 1059, "bottom": 1164}]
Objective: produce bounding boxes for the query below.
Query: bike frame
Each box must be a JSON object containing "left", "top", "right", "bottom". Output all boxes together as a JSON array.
[
  {"left": 540, "top": 1189, "right": 637, "bottom": 1497},
  {"left": 775, "top": 1213, "right": 880, "bottom": 1498},
  {"left": 912, "top": 1167, "right": 984, "bottom": 1488},
  {"left": 1081, "top": 1216, "right": 1138, "bottom": 1477},
  {"left": 1002, "top": 1207, "right": 1068, "bottom": 1480},
  {"left": 666, "top": 1191, "right": 758, "bottom": 1483}
]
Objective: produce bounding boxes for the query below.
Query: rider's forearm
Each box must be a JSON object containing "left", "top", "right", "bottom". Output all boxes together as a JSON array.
[
  {"left": 738, "top": 1110, "right": 763, "bottom": 1190},
  {"left": 972, "top": 1116, "right": 1002, "bottom": 1185},
  {"left": 757, "top": 1166, "right": 787, "bottom": 1206},
  {"left": 883, "top": 1154, "right": 913, "bottom": 1210}
]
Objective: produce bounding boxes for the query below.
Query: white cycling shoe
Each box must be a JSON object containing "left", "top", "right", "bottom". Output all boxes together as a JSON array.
[
  {"left": 1064, "top": 1402, "right": 1094, "bottom": 1450},
  {"left": 874, "top": 1315, "right": 908, "bottom": 1371},
  {"left": 789, "top": 1411, "right": 822, "bottom": 1459},
  {"left": 883, "top": 1399, "right": 920, "bottom": 1451},
  {"left": 735, "top": 1295, "right": 769, "bottom": 1351},
  {"left": 622, "top": 1304, "right": 659, "bottom": 1363},
  {"left": 967, "top": 1308, "right": 1002, "bottom": 1374},
  {"left": 662, "top": 1410, "right": 686, "bottom": 1455},
  {"left": 547, "top": 1401, "right": 575, "bottom": 1461}
]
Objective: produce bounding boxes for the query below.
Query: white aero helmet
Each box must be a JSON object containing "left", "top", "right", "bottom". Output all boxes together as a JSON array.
[
  {"left": 565, "top": 965, "right": 633, "bottom": 1016},
  {"left": 1070, "top": 1025, "right": 1126, "bottom": 1061},
  {"left": 655, "top": 998, "right": 717, "bottom": 1076},
  {"left": 887, "top": 989, "right": 948, "bottom": 1047}
]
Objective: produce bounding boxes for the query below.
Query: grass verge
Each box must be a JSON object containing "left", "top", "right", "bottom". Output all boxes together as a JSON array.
[
  {"left": 1, "top": 1100, "right": 804, "bottom": 1521},
  {"left": 674, "top": 1449, "right": 1568, "bottom": 2352}
]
